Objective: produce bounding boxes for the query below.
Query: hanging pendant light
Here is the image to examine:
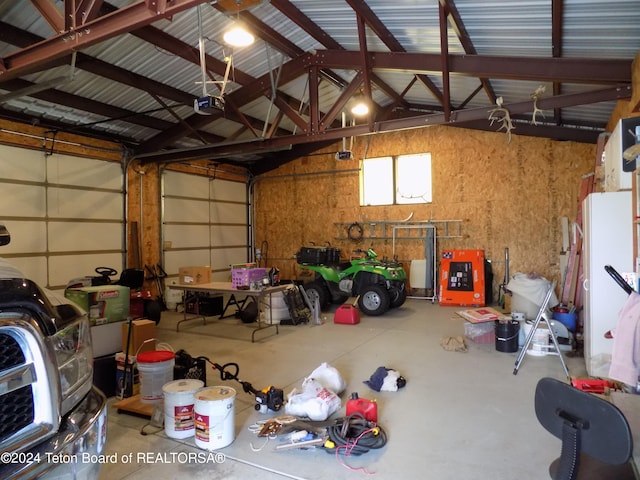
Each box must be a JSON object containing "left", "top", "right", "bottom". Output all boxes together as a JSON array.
[
  {"left": 223, "top": 25, "right": 254, "bottom": 47},
  {"left": 351, "top": 95, "right": 369, "bottom": 116}
]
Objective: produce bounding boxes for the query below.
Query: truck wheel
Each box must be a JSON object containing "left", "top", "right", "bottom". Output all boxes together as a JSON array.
[
  {"left": 303, "top": 281, "right": 330, "bottom": 310},
  {"left": 358, "top": 285, "right": 390, "bottom": 316},
  {"left": 389, "top": 287, "right": 407, "bottom": 308}
]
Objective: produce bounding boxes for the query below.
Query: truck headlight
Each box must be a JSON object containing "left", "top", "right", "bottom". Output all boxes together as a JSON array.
[{"left": 48, "top": 317, "right": 93, "bottom": 414}]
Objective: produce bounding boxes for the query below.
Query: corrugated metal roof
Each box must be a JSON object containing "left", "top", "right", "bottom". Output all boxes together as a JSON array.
[{"left": 0, "top": 0, "right": 638, "bottom": 166}]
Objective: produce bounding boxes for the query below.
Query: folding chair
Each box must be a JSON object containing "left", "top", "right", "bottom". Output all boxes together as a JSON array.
[{"left": 535, "top": 377, "right": 634, "bottom": 480}]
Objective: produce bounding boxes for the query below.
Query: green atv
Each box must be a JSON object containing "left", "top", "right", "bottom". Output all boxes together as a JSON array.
[{"left": 296, "top": 246, "right": 408, "bottom": 316}]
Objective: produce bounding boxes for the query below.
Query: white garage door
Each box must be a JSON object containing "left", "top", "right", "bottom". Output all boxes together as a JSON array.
[
  {"left": 0, "top": 144, "right": 124, "bottom": 291},
  {"left": 162, "top": 170, "right": 248, "bottom": 282}
]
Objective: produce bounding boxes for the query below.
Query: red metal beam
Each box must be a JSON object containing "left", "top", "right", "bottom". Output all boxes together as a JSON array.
[
  {"left": 30, "top": 0, "right": 64, "bottom": 32},
  {"left": 136, "top": 84, "right": 632, "bottom": 165},
  {"left": 355, "top": 13, "right": 373, "bottom": 130},
  {"left": 345, "top": 0, "right": 444, "bottom": 105},
  {"left": 439, "top": 1, "right": 451, "bottom": 121},
  {"left": 313, "top": 50, "right": 631, "bottom": 84},
  {"left": 439, "top": 0, "right": 497, "bottom": 104},
  {"left": 0, "top": 0, "right": 210, "bottom": 82}
]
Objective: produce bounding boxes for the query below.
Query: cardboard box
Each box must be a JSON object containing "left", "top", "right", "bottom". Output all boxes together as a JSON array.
[
  {"left": 91, "top": 320, "right": 128, "bottom": 358},
  {"left": 179, "top": 266, "right": 211, "bottom": 285},
  {"left": 65, "top": 285, "right": 130, "bottom": 325},
  {"left": 122, "top": 319, "right": 156, "bottom": 357}
]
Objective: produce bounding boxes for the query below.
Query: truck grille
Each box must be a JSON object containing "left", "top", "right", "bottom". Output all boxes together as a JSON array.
[{"left": 0, "top": 333, "right": 35, "bottom": 444}]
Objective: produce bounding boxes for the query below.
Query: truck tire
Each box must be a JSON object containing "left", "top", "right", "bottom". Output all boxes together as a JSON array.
[
  {"left": 358, "top": 285, "right": 390, "bottom": 316},
  {"left": 303, "top": 281, "right": 330, "bottom": 310}
]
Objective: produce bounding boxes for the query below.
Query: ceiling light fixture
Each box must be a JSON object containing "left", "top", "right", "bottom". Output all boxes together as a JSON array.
[
  {"left": 351, "top": 98, "right": 369, "bottom": 116},
  {"left": 223, "top": 25, "right": 254, "bottom": 47}
]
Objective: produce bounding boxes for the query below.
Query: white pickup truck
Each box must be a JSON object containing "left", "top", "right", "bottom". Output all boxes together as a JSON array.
[{"left": 0, "top": 225, "right": 107, "bottom": 479}]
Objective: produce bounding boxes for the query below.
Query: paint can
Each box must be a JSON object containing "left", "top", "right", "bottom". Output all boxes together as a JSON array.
[
  {"left": 523, "top": 321, "right": 550, "bottom": 356},
  {"left": 162, "top": 379, "right": 204, "bottom": 439},
  {"left": 494, "top": 320, "right": 519, "bottom": 353},
  {"left": 136, "top": 350, "right": 175, "bottom": 404},
  {"left": 194, "top": 386, "right": 236, "bottom": 450}
]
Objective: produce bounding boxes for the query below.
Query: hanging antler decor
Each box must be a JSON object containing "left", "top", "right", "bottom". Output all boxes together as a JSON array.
[
  {"left": 488, "top": 96, "right": 514, "bottom": 143},
  {"left": 530, "top": 85, "right": 546, "bottom": 125}
]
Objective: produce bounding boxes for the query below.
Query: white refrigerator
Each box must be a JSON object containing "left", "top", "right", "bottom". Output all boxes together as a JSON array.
[{"left": 582, "top": 190, "right": 633, "bottom": 377}]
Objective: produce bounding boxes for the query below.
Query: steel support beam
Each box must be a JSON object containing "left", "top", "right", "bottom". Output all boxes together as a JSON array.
[{"left": 0, "top": 0, "right": 210, "bottom": 81}]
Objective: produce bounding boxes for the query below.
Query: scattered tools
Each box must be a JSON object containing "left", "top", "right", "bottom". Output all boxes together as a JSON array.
[
  {"left": 202, "top": 358, "right": 284, "bottom": 413},
  {"left": 498, "top": 247, "right": 510, "bottom": 308},
  {"left": 145, "top": 263, "right": 167, "bottom": 310}
]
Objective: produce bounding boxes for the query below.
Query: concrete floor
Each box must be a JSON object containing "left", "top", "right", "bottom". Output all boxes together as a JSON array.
[{"left": 98, "top": 299, "right": 587, "bottom": 480}]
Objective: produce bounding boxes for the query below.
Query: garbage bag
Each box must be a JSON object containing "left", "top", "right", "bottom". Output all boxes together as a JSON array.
[
  {"left": 507, "top": 272, "right": 558, "bottom": 319},
  {"left": 284, "top": 378, "right": 341, "bottom": 421}
]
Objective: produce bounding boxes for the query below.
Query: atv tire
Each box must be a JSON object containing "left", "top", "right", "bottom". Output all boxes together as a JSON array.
[
  {"left": 389, "top": 287, "right": 407, "bottom": 308},
  {"left": 358, "top": 285, "right": 390, "bottom": 316},
  {"left": 303, "top": 281, "right": 330, "bottom": 311}
]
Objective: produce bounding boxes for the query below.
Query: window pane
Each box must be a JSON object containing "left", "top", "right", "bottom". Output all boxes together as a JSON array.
[
  {"left": 396, "top": 153, "right": 432, "bottom": 204},
  {"left": 361, "top": 157, "right": 393, "bottom": 206}
]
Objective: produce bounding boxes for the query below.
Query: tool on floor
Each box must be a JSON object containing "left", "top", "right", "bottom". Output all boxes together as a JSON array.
[
  {"left": 201, "top": 357, "right": 284, "bottom": 413},
  {"left": 498, "top": 247, "right": 510, "bottom": 308},
  {"left": 513, "top": 282, "right": 570, "bottom": 379},
  {"left": 145, "top": 263, "right": 167, "bottom": 310},
  {"left": 323, "top": 412, "right": 388, "bottom": 456}
]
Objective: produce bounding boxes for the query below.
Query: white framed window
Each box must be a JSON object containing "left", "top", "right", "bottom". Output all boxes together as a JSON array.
[{"left": 360, "top": 153, "right": 432, "bottom": 206}]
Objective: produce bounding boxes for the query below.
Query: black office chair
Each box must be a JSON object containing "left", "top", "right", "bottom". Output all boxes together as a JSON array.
[
  {"left": 116, "top": 268, "right": 145, "bottom": 290},
  {"left": 535, "top": 377, "right": 635, "bottom": 480},
  {"left": 116, "top": 268, "right": 162, "bottom": 324}
]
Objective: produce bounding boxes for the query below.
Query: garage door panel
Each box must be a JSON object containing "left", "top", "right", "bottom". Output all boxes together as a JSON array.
[
  {"left": 210, "top": 225, "right": 245, "bottom": 246},
  {"left": 164, "top": 249, "right": 212, "bottom": 274},
  {"left": 5, "top": 256, "right": 48, "bottom": 287},
  {"left": 47, "top": 188, "right": 121, "bottom": 220},
  {"left": 0, "top": 146, "right": 45, "bottom": 181},
  {"left": 0, "top": 144, "right": 125, "bottom": 290},
  {"left": 211, "top": 247, "right": 247, "bottom": 272},
  {"left": 49, "top": 253, "right": 122, "bottom": 287},
  {"left": 164, "top": 224, "right": 209, "bottom": 249},
  {"left": 163, "top": 171, "right": 248, "bottom": 282},
  {"left": 47, "top": 154, "right": 122, "bottom": 190},
  {"left": 210, "top": 202, "right": 245, "bottom": 224},
  {"left": 210, "top": 179, "right": 246, "bottom": 202},
  {"left": 0, "top": 184, "right": 46, "bottom": 216},
  {"left": 164, "top": 171, "right": 209, "bottom": 198},
  {"left": 0, "top": 221, "right": 47, "bottom": 254},
  {"left": 48, "top": 222, "right": 123, "bottom": 252},
  {"left": 164, "top": 198, "right": 210, "bottom": 223}
]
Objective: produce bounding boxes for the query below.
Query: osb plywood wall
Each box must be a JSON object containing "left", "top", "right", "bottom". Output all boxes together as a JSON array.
[{"left": 253, "top": 125, "right": 596, "bottom": 298}]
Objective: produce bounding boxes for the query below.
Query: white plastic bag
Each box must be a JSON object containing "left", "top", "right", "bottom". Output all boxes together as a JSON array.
[
  {"left": 507, "top": 272, "right": 558, "bottom": 319},
  {"left": 307, "top": 362, "right": 346, "bottom": 395},
  {"left": 284, "top": 378, "right": 341, "bottom": 421}
]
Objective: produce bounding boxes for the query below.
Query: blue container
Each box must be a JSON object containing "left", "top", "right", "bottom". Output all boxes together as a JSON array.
[{"left": 552, "top": 312, "right": 577, "bottom": 332}]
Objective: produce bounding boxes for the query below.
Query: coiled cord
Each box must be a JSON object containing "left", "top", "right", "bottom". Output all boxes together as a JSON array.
[{"left": 324, "top": 413, "right": 387, "bottom": 456}]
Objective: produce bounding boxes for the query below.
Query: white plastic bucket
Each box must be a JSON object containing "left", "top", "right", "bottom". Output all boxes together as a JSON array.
[
  {"left": 137, "top": 350, "right": 175, "bottom": 404},
  {"left": 162, "top": 379, "right": 204, "bottom": 439},
  {"left": 523, "top": 322, "right": 550, "bottom": 356},
  {"left": 165, "top": 281, "right": 183, "bottom": 310},
  {"left": 194, "top": 386, "right": 236, "bottom": 450}
]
